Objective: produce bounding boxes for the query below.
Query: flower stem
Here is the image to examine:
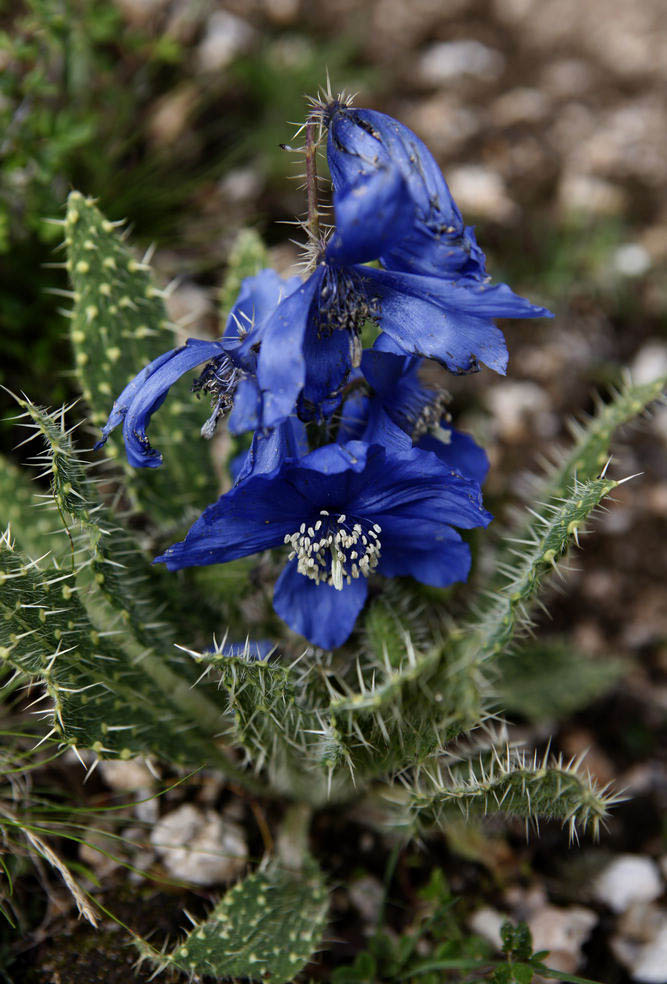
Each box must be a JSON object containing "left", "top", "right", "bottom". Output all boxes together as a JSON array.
[{"left": 305, "top": 118, "right": 320, "bottom": 246}]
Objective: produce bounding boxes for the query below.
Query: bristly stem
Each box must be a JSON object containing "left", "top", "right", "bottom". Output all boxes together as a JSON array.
[{"left": 305, "top": 118, "right": 320, "bottom": 245}]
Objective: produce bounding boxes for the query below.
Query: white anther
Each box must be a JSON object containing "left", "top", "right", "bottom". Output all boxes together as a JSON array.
[{"left": 285, "top": 514, "right": 382, "bottom": 590}]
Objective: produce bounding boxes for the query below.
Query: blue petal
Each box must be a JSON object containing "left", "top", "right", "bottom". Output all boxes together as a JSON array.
[
  {"left": 257, "top": 269, "right": 324, "bottom": 428},
  {"left": 361, "top": 346, "right": 440, "bottom": 437},
  {"left": 328, "top": 106, "right": 485, "bottom": 278},
  {"left": 336, "top": 368, "right": 370, "bottom": 443},
  {"left": 377, "top": 523, "right": 472, "bottom": 587},
  {"left": 233, "top": 416, "right": 308, "bottom": 484},
  {"left": 228, "top": 449, "right": 248, "bottom": 484},
  {"left": 326, "top": 163, "right": 416, "bottom": 267},
  {"left": 360, "top": 405, "right": 414, "bottom": 455},
  {"left": 95, "top": 348, "right": 177, "bottom": 450},
  {"left": 120, "top": 339, "right": 234, "bottom": 467},
  {"left": 273, "top": 557, "right": 368, "bottom": 649},
  {"left": 228, "top": 376, "right": 261, "bottom": 435},
  {"left": 358, "top": 267, "right": 552, "bottom": 375},
  {"left": 97, "top": 338, "right": 233, "bottom": 467},
  {"left": 418, "top": 427, "right": 489, "bottom": 485},
  {"left": 155, "top": 468, "right": 310, "bottom": 569},
  {"left": 224, "top": 268, "right": 301, "bottom": 372},
  {"left": 351, "top": 444, "right": 491, "bottom": 531},
  {"left": 300, "top": 305, "right": 353, "bottom": 414}
]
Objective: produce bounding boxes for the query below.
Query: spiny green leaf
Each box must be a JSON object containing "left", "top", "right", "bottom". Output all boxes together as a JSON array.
[
  {"left": 0, "top": 529, "right": 218, "bottom": 763},
  {"left": 459, "top": 474, "right": 619, "bottom": 668},
  {"left": 11, "top": 395, "right": 171, "bottom": 650},
  {"left": 139, "top": 861, "right": 328, "bottom": 983},
  {"left": 4, "top": 401, "right": 269, "bottom": 785},
  {"left": 505, "top": 372, "right": 667, "bottom": 560},
  {"left": 407, "top": 746, "right": 622, "bottom": 840},
  {"left": 64, "top": 190, "right": 218, "bottom": 522}
]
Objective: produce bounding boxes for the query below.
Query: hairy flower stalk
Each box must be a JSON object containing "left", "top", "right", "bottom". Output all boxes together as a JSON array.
[{"left": 304, "top": 117, "right": 321, "bottom": 249}]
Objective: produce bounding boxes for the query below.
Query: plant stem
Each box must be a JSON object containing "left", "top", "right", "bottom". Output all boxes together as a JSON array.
[{"left": 305, "top": 119, "right": 320, "bottom": 246}]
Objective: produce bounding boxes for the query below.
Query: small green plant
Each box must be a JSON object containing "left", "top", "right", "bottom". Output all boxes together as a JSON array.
[
  {"left": 2, "top": 90, "right": 664, "bottom": 978},
  {"left": 331, "top": 870, "right": 600, "bottom": 984}
]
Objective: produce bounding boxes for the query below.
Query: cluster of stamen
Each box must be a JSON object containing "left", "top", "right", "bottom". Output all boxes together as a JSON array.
[
  {"left": 411, "top": 387, "right": 451, "bottom": 442},
  {"left": 318, "top": 267, "right": 380, "bottom": 367},
  {"left": 284, "top": 510, "right": 382, "bottom": 590},
  {"left": 192, "top": 354, "right": 242, "bottom": 439}
]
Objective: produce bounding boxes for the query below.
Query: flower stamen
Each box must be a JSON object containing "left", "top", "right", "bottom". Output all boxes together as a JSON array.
[
  {"left": 284, "top": 510, "right": 382, "bottom": 590},
  {"left": 192, "top": 354, "right": 242, "bottom": 439}
]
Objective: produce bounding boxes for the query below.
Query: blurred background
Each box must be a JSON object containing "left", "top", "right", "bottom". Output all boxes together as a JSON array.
[{"left": 1, "top": 1, "right": 666, "bottom": 981}]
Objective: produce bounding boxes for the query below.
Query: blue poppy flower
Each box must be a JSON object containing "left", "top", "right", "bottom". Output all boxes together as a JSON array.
[
  {"left": 254, "top": 246, "right": 550, "bottom": 428},
  {"left": 252, "top": 130, "right": 551, "bottom": 427},
  {"left": 325, "top": 103, "right": 487, "bottom": 279},
  {"left": 155, "top": 440, "right": 492, "bottom": 649}
]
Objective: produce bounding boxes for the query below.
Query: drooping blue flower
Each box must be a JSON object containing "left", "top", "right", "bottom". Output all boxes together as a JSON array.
[
  {"left": 155, "top": 441, "right": 492, "bottom": 649},
  {"left": 95, "top": 337, "right": 241, "bottom": 467},
  {"left": 96, "top": 268, "right": 303, "bottom": 465},
  {"left": 325, "top": 102, "right": 487, "bottom": 279},
  {"left": 251, "top": 114, "right": 552, "bottom": 427}
]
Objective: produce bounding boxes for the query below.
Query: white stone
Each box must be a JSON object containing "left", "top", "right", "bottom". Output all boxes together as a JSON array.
[
  {"left": 528, "top": 905, "right": 597, "bottom": 974},
  {"left": 486, "top": 382, "right": 556, "bottom": 442},
  {"left": 593, "top": 855, "right": 663, "bottom": 914},
  {"left": 447, "top": 166, "right": 518, "bottom": 223},
  {"left": 151, "top": 804, "right": 247, "bottom": 886},
  {"left": 634, "top": 924, "right": 667, "bottom": 984},
  {"left": 612, "top": 905, "right": 667, "bottom": 983},
  {"left": 220, "top": 167, "right": 265, "bottom": 203},
  {"left": 418, "top": 40, "right": 505, "bottom": 85},
  {"left": 491, "top": 87, "right": 548, "bottom": 127},
  {"left": 262, "top": 0, "right": 300, "bottom": 24},
  {"left": 100, "top": 758, "right": 154, "bottom": 792},
  {"left": 469, "top": 907, "right": 506, "bottom": 948},
  {"left": 613, "top": 244, "right": 652, "bottom": 278},
  {"left": 559, "top": 173, "right": 626, "bottom": 217},
  {"left": 632, "top": 342, "right": 667, "bottom": 386},
  {"left": 348, "top": 875, "right": 385, "bottom": 925},
  {"left": 113, "top": 0, "right": 168, "bottom": 27},
  {"left": 196, "top": 11, "right": 255, "bottom": 73}
]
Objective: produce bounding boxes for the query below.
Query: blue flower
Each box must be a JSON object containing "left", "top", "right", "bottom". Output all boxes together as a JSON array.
[
  {"left": 95, "top": 337, "right": 240, "bottom": 467},
  {"left": 252, "top": 119, "right": 551, "bottom": 426},
  {"left": 155, "top": 441, "right": 491, "bottom": 649},
  {"left": 325, "top": 103, "right": 487, "bottom": 279},
  {"left": 338, "top": 335, "right": 489, "bottom": 485},
  {"left": 96, "top": 268, "right": 302, "bottom": 464},
  {"left": 254, "top": 246, "right": 550, "bottom": 428}
]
